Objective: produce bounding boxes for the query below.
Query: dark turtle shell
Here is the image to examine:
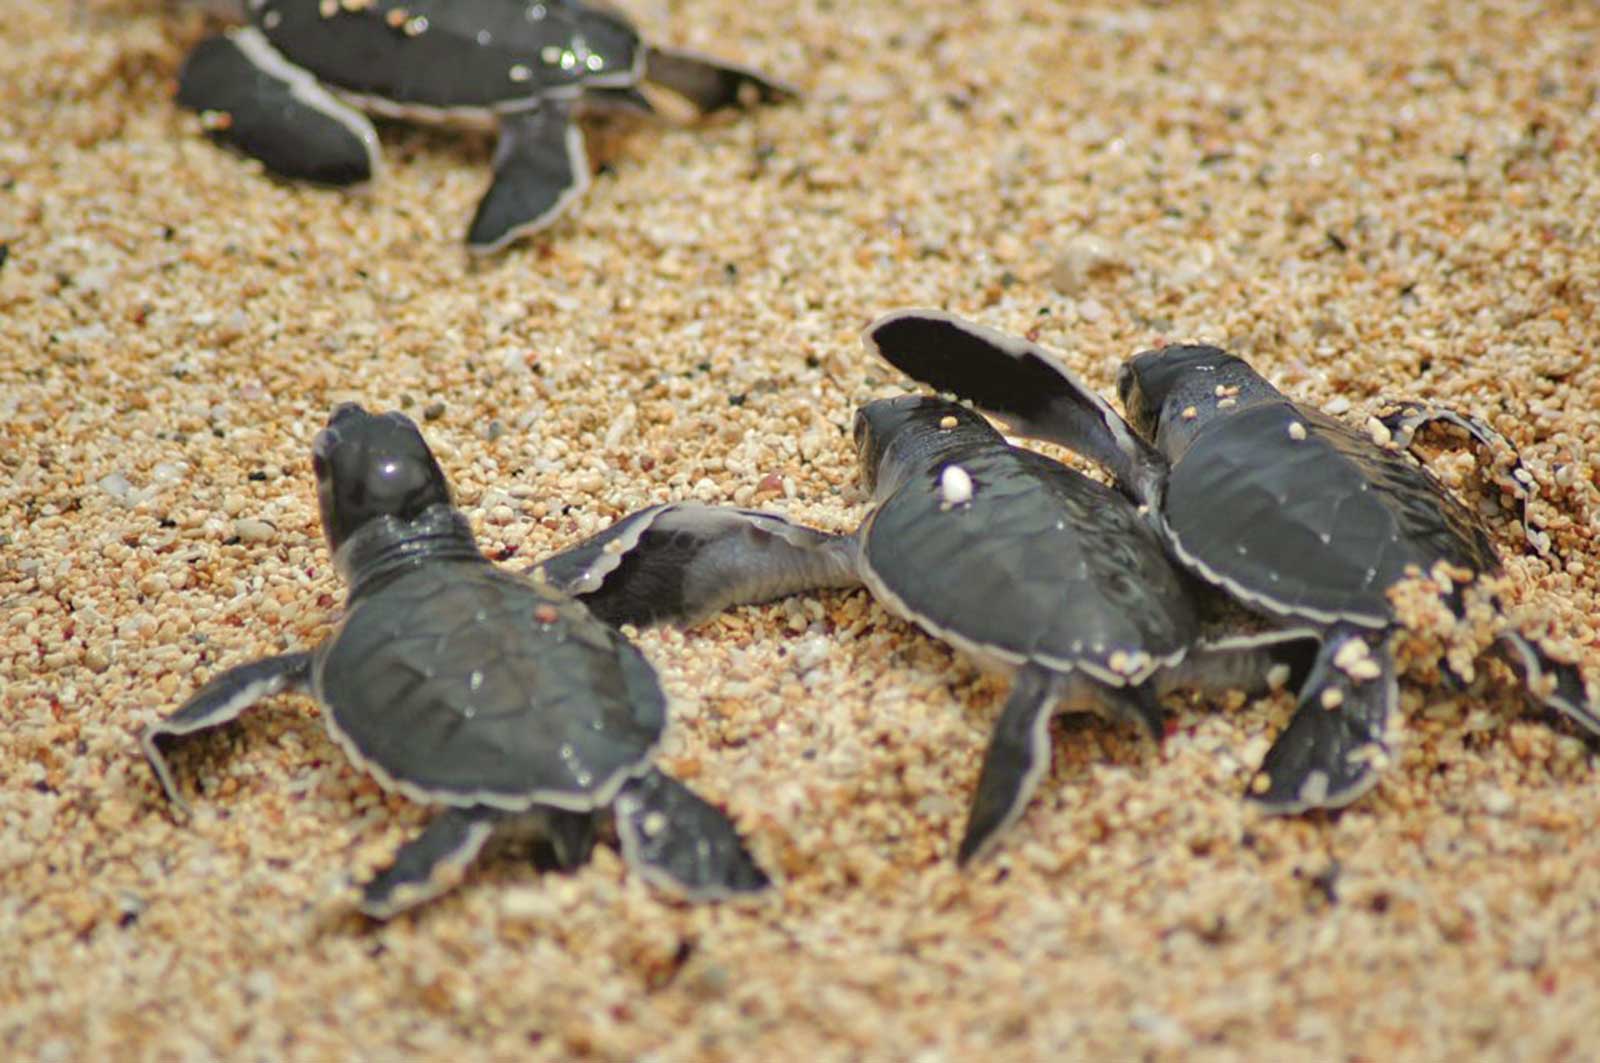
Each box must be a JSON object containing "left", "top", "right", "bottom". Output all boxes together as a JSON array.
[
  {"left": 315, "top": 558, "right": 666, "bottom": 809},
  {"left": 1164, "top": 400, "right": 1500, "bottom": 626},
  {"left": 860, "top": 443, "right": 1197, "bottom": 683},
  {"left": 255, "top": 0, "right": 642, "bottom": 111}
]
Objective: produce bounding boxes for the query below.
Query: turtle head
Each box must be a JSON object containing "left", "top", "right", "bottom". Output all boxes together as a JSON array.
[
  {"left": 1118, "top": 345, "right": 1270, "bottom": 458},
  {"left": 311, "top": 403, "right": 452, "bottom": 554},
  {"left": 854, "top": 396, "right": 996, "bottom": 496}
]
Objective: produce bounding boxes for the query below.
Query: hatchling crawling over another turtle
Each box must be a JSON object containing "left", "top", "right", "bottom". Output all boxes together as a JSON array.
[
  {"left": 868, "top": 309, "right": 1600, "bottom": 813},
  {"left": 142, "top": 403, "right": 782, "bottom": 918},
  {"left": 569, "top": 395, "right": 1318, "bottom": 862},
  {"left": 176, "top": 0, "right": 796, "bottom": 251}
]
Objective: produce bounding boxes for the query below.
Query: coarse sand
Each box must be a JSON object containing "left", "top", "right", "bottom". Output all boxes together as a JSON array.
[{"left": 3, "top": 0, "right": 1599, "bottom": 1058}]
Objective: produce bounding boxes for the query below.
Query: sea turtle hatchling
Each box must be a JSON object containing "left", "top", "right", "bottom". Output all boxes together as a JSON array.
[
  {"left": 841, "top": 396, "right": 1314, "bottom": 861},
  {"left": 175, "top": 0, "right": 795, "bottom": 251},
  {"left": 141, "top": 403, "right": 770, "bottom": 918},
  {"left": 868, "top": 310, "right": 1600, "bottom": 813},
  {"left": 576, "top": 396, "right": 1316, "bottom": 862}
]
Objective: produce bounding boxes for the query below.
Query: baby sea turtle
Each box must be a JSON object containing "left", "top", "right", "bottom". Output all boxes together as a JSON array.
[
  {"left": 845, "top": 396, "right": 1313, "bottom": 860},
  {"left": 141, "top": 404, "right": 769, "bottom": 918},
  {"left": 868, "top": 310, "right": 1600, "bottom": 813},
  {"left": 588, "top": 399, "right": 1313, "bottom": 861},
  {"left": 177, "top": 1, "right": 795, "bottom": 251}
]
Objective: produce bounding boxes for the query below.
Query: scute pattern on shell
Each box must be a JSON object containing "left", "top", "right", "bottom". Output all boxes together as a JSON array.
[
  {"left": 317, "top": 559, "right": 665, "bottom": 807},
  {"left": 258, "top": 0, "right": 635, "bottom": 109},
  {"left": 863, "top": 444, "right": 1197, "bottom": 675},
  {"left": 1165, "top": 402, "right": 1500, "bottom": 625}
]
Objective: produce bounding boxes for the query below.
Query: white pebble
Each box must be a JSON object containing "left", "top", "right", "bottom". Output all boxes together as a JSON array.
[
  {"left": 97, "top": 472, "right": 134, "bottom": 503},
  {"left": 940, "top": 464, "right": 973, "bottom": 506},
  {"left": 792, "top": 633, "right": 831, "bottom": 675},
  {"left": 1050, "top": 234, "right": 1125, "bottom": 295},
  {"left": 150, "top": 461, "right": 189, "bottom": 485},
  {"left": 233, "top": 518, "right": 276, "bottom": 543}
]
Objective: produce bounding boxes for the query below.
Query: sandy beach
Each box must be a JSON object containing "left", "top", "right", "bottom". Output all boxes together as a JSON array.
[{"left": 3, "top": 0, "right": 1599, "bottom": 1057}]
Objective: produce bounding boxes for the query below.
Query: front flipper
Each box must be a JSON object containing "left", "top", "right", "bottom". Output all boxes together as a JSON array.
[
  {"left": 359, "top": 806, "right": 501, "bottom": 920},
  {"left": 1164, "top": 628, "right": 1321, "bottom": 699},
  {"left": 1496, "top": 629, "right": 1600, "bottom": 736},
  {"left": 466, "top": 102, "right": 588, "bottom": 253},
  {"left": 614, "top": 769, "right": 770, "bottom": 899},
  {"left": 534, "top": 503, "right": 860, "bottom": 628},
  {"left": 1250, "top": 627, "right": 1397, "bottom": 813},
  {"left": 141, "top": 651, "right": 313, "bottom": 813},
  {"left": 863, "top": 310, "right": 1169, "bottom": 509},
  {"left": 959, "top": 666, "right": 1059, "bottom": 864},
  {"left": 1378, "top": 402, "right": 1546, "bottom": 554},
  {"left": 644, "top": 46, "right": 798, "bottom": 114},
  {"left": 177, "top": 29, "right": 380, "bottom": 186}
]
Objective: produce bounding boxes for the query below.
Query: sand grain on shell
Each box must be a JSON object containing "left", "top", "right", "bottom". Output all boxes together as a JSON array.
[{"left": 4, "top": 0, "right": 1600, "bottom": 1058}]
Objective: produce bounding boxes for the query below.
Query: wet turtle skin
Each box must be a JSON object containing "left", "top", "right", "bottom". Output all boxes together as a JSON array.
[
  {"left": 142, "top": 404, "right": 769, "bottom": 918},
  {"left": 868, "top": 309, "right": 1600, "bottom": 814}
]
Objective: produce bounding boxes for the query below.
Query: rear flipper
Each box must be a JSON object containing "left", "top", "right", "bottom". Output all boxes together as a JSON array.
[
  {"left": 141, "top": 651, "right": 314, "bottom": 814},
  {"left": 615, "top": 769, "right": 770, "bottom": 898},
  {"left": 1496, "top": 629, "right": 1600, "bottom": 736},
  {"left": 863, "top": 310, "right": 1168, "bottom": 510},
  {"left": 1163, "top": 628, "right": 1321, "bottom": 699},
  {"left": 1378, "top": 402, "right": 1546, "bottom": 554},
  {"left": 1250, "top": 627, "right": 1397, "bottom": 813},
  {"left": 959, "top": 667, "right": 1060, "bottom": 864},
  {"left": 359, "top": 806, "right": 501, "bottom": 919},
  {"left": 528, "top": 808, "right": 600, "bottom": 873},
  {"left": 644, "top": 46, "right": 798, "bottom": 114},
  {"left": 177, "top": 28, "right": 380, "bottom": 186},
  {"left": 466, "top": 102, "right": 588, "bottom": 253},
  {"left": 534, "top": 503, "right": 860, "bottom": 628},
  {"left": 1098, "top": 680, "right": 1167, "bottom": 743}
]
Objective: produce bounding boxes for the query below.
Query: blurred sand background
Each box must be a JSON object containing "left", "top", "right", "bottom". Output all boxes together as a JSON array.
[{"left": 3, "top": 0, "right": 1599, "bottom": 1058}]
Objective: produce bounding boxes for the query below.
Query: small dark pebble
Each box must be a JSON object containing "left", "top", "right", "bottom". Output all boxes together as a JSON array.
[
  {"left": 247, "top": 470, "right": 268, "bottom": 482},
  {"left": 423, "top": 401, "right": 446, "bottom": 421}
]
